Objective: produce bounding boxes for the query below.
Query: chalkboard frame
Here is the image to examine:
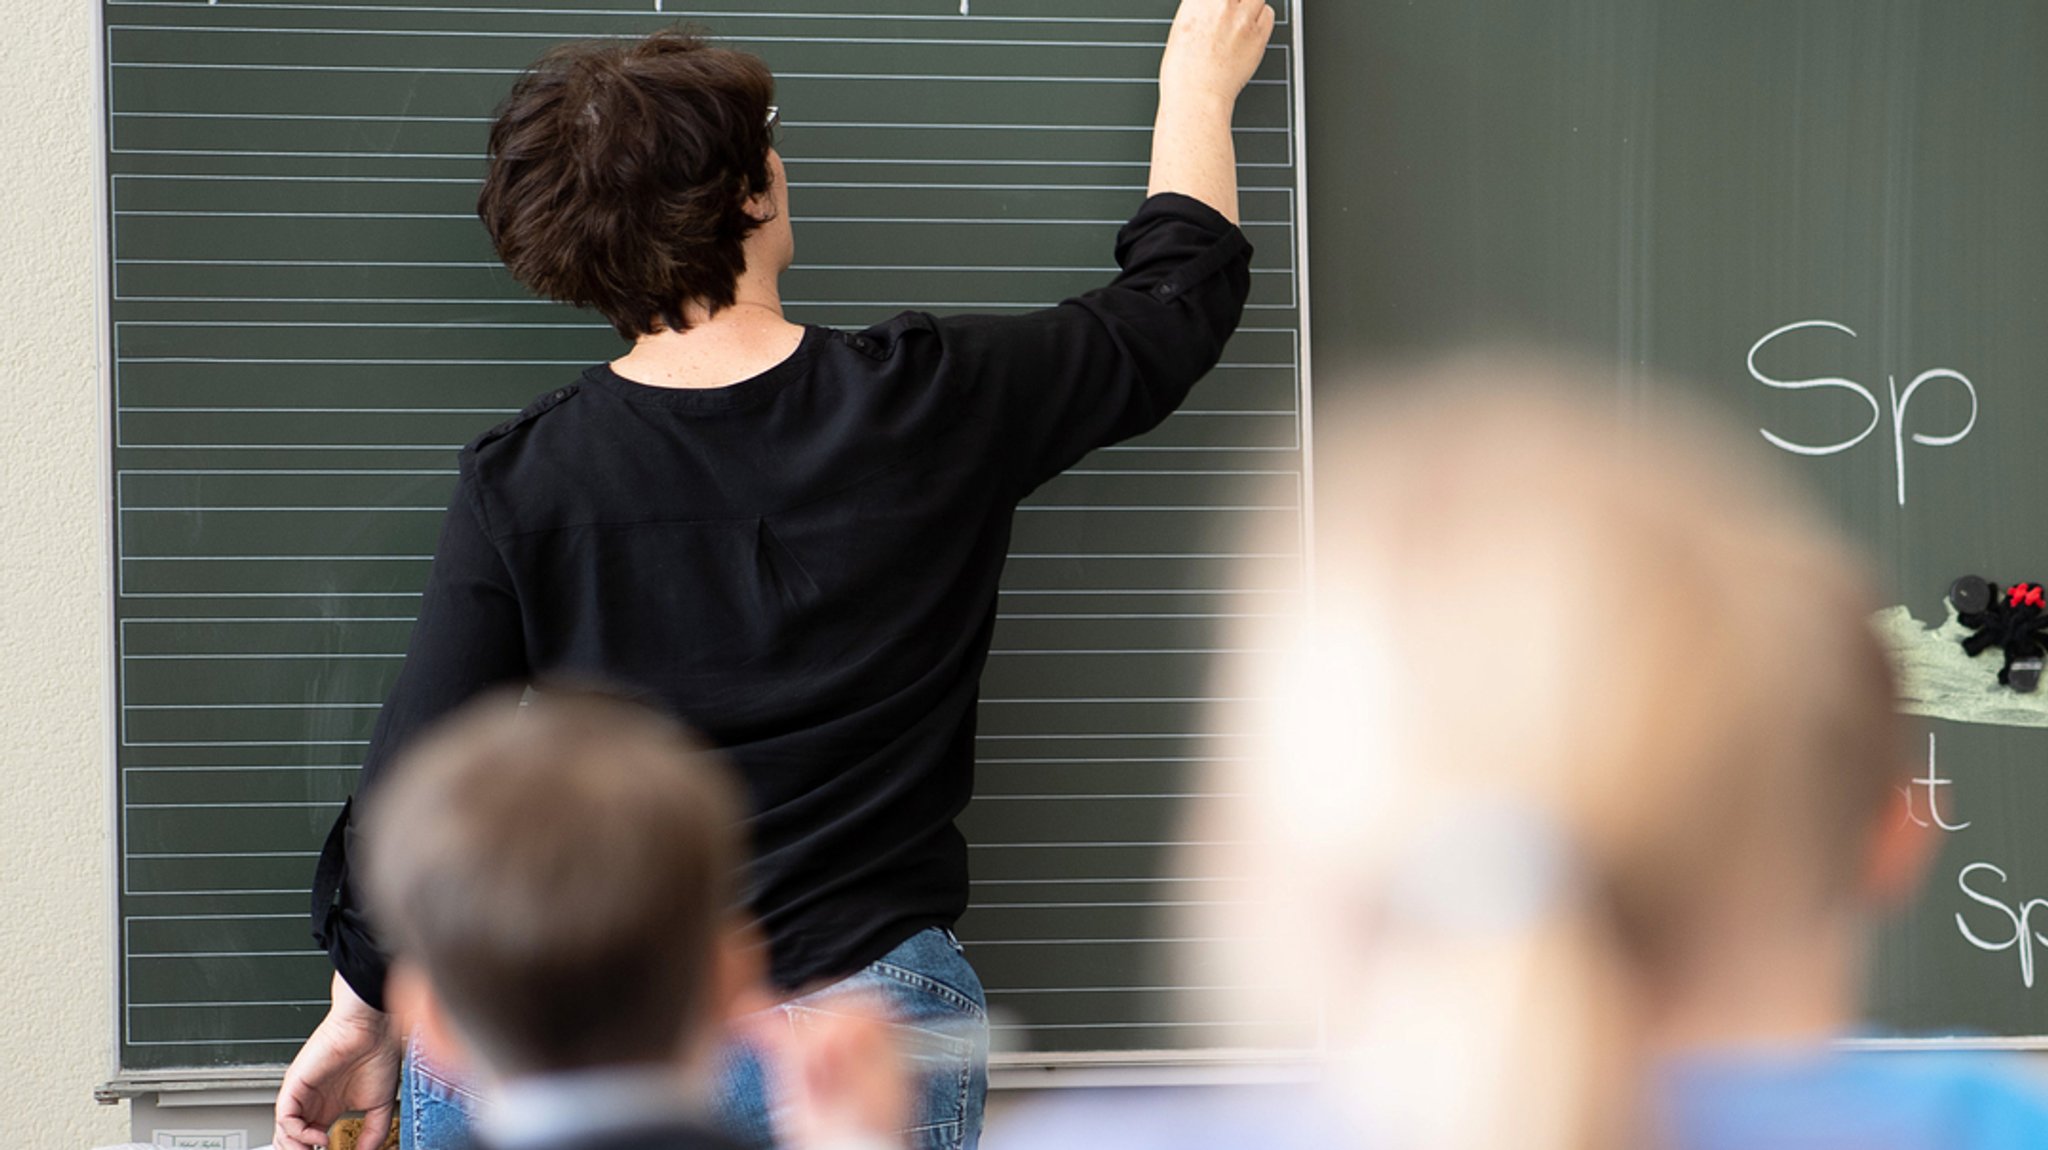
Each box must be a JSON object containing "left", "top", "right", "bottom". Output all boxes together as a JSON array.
[
  {"left": 94, "top": 0, "right": 125, "bottom": 1096},
  {"left": 93, "top": 0, "right": 1323, "bottom": 1093}
]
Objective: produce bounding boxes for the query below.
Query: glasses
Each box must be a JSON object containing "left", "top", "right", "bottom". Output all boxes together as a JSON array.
[{"left": 765, "top": 105, "right": 781, "bottom": 145}]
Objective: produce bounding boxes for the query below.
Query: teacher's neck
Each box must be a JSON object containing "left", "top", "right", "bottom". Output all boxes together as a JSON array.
[{"left": 610, "top": 263, "right": 805, "bottom": 391}]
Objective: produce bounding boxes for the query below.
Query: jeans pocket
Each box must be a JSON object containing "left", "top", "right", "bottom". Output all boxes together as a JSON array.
[
  {"left": 784, "top": 1001, "right": 973, "bottom": 1147},
  {"left": 403, "top": 1040, "right": 481, "bottom": 1150}
]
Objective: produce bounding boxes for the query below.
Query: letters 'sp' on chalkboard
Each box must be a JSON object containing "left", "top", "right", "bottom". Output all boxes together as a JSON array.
[{"left": 104, "top": 1, "right": 1308, "bottom": 1073}]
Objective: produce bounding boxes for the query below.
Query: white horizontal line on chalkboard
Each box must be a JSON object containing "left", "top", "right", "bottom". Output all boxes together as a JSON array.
[
  {"left": 121, "top": 356, "right": 591, "bottom": 364},
  {"left": 1022, "top": 497, "right": 1291, "bottom": 510},
  {"left": 968, "top": 842, "right": 1241, "bottom": 850},
  {"left": 116, "top": 210, "right": 1145, "bottom": 226},
  {"left": 129, "top": 949, "right": 322, "bottom": 959},
  {"left": 112, "top": 266, "right": 1269, "bottom": 282},
  {"left": 974, "top": 683, "right": 1245, "bottom": 695},
  {"left": 126, "top": 555, "right": 423, "bottom": 563},
  {"left": 1008, "top": 553, "right": 1292, "bottom": 560},
  {"left": 119, "top": 467, "right": 456, "bottom": 475},
  {"left": 974, "top": 794, "right": 1238, "bottom": 802},
  {"left": 976, "top": 734, "right": 1224, "bottom": 741},
  {"left": 111, "top": 25, "right": 1191, "bottom": 50},
  {"left": 993, "top": 612, "right": 1277, "bottom": 620},
  {"left": 123, "top": 652, "right": 398, "bottom": 659},
  {"left": 123, "top": 552, "right": 1285, "bottom": 563},
  {"left": 104, "top": 1, "right": 1279, "bottom": 28},
  {"left": 112, "top": 467, "right": 1282, "bottom": 480},
  {"left": 110, "top": 147, "right": 484, "bottom": 159},
  {"left": 114, "top": 258, "right": 1236, "bottom": 275},
  {"left": 113, "top": 176, "right": 1280, "bottom": 202},
  {"left": 987, "top": 985, "right": 1263, "bottom": 996},
  {"left": 115, "top": 111, "right": 495, "bottom": 123},
  {"left": 999, "top": 585, "right": 1302, "bottom": 593},
  {"left": 121, "top": 405, "right": 508, "bottom": 412},
  {"left": 117, "top": 443, "right": 445, "bottom": 451},
  {"left": 108, "top": 150, "right": 1287, "bottom": 171},
  {"left": 1097, "top": 447, "right": 1300, "bottom": 454},
  {"left": 128, "top": 850, "right": 317, "bottom": 859},
  {"left": 976, "top": 757, "right": 1246, "bottom": 764},
  {"left": 127, "top": 696, "right": 1230, "bottom": 708},
  {"left": 120, "top": 506, "right": 446, "bottom": 512},
  {"left": 120, "top": 592, "right": 422, "bottom": 600},
  {"left": 119, "top": 646, "right": 1247, "bottom": 659},
  {"left": 123, "top": 728, "right": 1228, "bottom": 736},
  {"left": 961, "top": 936, "right": 1232, "bottom": 945},
  {"left": 112, "top": 588, "right": 1275, "bottom": 601},
  {"left": 799, "top": 156, "right": 1291, "bottom": 170},
  {"left": 114, "top": 315, "right": 1289, "bottom": 330},
  {"left": 123, "top": 611, "right": 1265, "bottom": 627},
  {"left": 119, "top": 658, "right": 1245, "bottom": 667},
  {"left": 123, "top": 615, "right": 414, "bottom": 623},
  {"left": 117, "top": 257, "right": 500, "bottom": 266},
  {"left": 127, "top": 799, "right": 346, "bottom": 808},
  {"left": 996, "top": 1022, "right": 1254, "bottom": 1031},
  {"left": 973, "top": 900, "right": 1241, "bottom": 909},
  {"left": 127, "top": 912, "right": 305, "bottom": 921},
  {"left": 116, "top": 179, "right": 1163, "bottom": 198},
  {"left": 113, "top": 300, "right": 1296, "bottom": 316},
  {"left": 117, "top": 612, "right": 1245, "bottom": 625},
  {"left": 114, "top": 356, "right": 1290, "bottom": 370},
  {"left": 116, "top": 499, "right": 1277, "bottom": 511},
  {"left": 125, "top": 763, "right": 360, "bottom": 771},
  {"left": 1060, "top": 467, "right": 1297, "bottom": 475},
  {"left": 112, "top": 61, "right": 1289, "bottom": 87},
  {"left": 970, "top": 876, "right": 1230, "bottom": 886},
  {"left": 124, "top": 739, "right": 371, "bottom": 747},
  {"left": 129, "top": 999, "right": 327, "bottom": 1009},
  {"left": 126, "top": 1037, "right": 312, "bottom": 1047},
  {"left": 129, "top": 888, "right": 308, "bottom": 896}
]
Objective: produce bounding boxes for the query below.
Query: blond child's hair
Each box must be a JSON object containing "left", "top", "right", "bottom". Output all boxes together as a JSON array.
[{"left": 1198, "top": 358, "right": 1908, "bottom": 1149}]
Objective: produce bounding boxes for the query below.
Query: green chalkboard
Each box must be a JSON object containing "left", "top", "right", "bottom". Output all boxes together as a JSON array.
[
  {"left": 104, "top": 0, "right": 1308, "bottom": 1072},
  {"left": 1306, "top": 1, "right": 2048, "bottom": 1040}
]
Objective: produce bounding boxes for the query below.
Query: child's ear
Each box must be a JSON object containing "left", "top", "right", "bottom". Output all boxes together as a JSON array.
[
  {"left": 713, "top": 916, "right": 777, "bottom": 1025},
  {"left": 385, "top": 960, "right": 474, "bottom": 1079},
  {"left": 1862, "top": 784, "right": 1939, "bottom": 908}
]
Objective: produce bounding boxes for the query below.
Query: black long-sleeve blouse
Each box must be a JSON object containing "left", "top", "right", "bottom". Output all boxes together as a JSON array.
[{"left": 312, "top": 193, "right": 1254, "bottom": 1009}]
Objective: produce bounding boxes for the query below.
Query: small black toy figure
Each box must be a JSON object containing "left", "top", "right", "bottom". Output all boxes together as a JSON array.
[{"left": 1952, "top": 575, "right": 2048, "bottom": 693}]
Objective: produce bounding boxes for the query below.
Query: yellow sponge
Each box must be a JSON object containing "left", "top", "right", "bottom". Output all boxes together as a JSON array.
[{"left": 327, "top": 1117, "right": 401, "bottom": 1150}]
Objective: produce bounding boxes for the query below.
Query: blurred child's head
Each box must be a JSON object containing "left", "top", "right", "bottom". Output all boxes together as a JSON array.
[
  {"left": 1201, "top": 357, "right": 1917, "bottom": 1149},
  {"left": 361, "top": 690, "right": 748, "bottom": 1079}
]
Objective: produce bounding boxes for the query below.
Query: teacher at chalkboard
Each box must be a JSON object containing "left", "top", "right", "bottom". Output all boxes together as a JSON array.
[{"left": 275, "top": 3, "right": 1273, "bottom": 1149}]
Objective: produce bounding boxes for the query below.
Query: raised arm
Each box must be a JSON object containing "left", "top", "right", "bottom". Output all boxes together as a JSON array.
[
  {"left": 914, "top": 0, "right": 1275, "bottom": 498},
  {"left": 1148, "top": 0, "right": 1277, "bottom": 224}
]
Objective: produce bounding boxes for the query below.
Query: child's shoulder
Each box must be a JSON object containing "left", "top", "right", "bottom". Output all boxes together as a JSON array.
[{"left": 1667, "top": 1049, "right": 2048, "bottom": 1150}]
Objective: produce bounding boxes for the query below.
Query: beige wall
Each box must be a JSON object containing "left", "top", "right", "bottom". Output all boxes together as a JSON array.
[{"left": 0, "top": 1, "right": 130, "bottom": 1145}]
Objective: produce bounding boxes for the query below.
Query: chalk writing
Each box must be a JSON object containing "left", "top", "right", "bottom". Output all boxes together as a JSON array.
[
  {"left": 1747, "top": 320, "right": 1978, "bottom": 507},
  {"left": 1901, "top": 733, "right": 1971, "bottom": 832},
  {"left": 1957, "top": 863, "right": 2048, "bottom": 988}
]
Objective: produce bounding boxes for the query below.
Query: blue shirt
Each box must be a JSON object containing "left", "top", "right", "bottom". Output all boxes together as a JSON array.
[
  {"left": 1666, "top": 1050, "right": 2048, "bottom": 1150},
  {"left": 992, "top": 1052, "right": 2048, "bottom": 1150}
]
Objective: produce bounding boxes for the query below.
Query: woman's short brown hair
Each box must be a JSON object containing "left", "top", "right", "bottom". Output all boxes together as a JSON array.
[{"left": 478, "top": 30, "right": 778, "bottom": 340}]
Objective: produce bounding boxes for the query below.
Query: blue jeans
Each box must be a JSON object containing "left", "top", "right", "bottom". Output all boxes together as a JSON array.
[{"left": 400, "top": 927, "right": 989, "bottom": 1150}]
